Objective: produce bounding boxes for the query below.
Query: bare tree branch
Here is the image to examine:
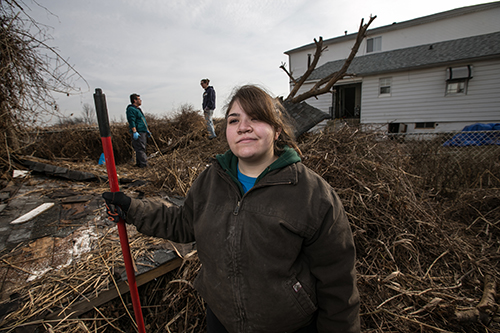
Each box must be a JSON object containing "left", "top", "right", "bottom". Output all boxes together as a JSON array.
[
  {"left": 0, "top": 0, "right": 89, "bottom": 150},
  {"left": 81, "top": 103, "right": 96, "bottom": 125},
  {"left": 279, "top": 62, "right": 296, "bottom": 85},
  {"left": 284, "top": 15, "right": 376, "bottom": 104},
  {"left": 285, "top": 37, "right": 327, "bottom": 102}
]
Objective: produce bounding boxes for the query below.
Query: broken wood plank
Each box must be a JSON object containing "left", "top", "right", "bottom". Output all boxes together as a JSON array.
[
  {"left": 21, "top": 160, "right": 100, "bottom": 181},
  {"left": 59, "top": 195, "right": 93, "bottom": 204},
  {"left": 45, "top": 256, "right": 183, "bottom": 321},
  {"left": 10, "top": 203, "right": 55, "bottom": 225}
]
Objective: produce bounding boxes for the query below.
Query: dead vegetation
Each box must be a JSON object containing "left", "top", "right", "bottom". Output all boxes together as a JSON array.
[
  {"left": 0, "top": 110, "right": 499, "bottom": 332},
  {"left": 1, "top": 0, "right": 88, "bottom": 153}
]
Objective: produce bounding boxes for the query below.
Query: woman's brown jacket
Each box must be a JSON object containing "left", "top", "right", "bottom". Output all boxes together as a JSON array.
[{"left": 126, "top": 149, "right": 360, "bottom": 333}]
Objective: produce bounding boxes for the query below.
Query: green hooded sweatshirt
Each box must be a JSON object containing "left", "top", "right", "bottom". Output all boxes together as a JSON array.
[{"left": 216, "top": 146, "right": 301, "bottom": 195}]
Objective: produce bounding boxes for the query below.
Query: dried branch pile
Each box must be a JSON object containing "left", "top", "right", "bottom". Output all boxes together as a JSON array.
[
  {"left": 298, "top": 127, "right": 500, "bottom": 332},
  {"left": 0, "top": 113, "right": 498, "bottom": 332},
  {"left": 0, "top": 216, "right": 204, "bottom": 332}
]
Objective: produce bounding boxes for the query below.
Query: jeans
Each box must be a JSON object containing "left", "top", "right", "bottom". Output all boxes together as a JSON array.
[
  {"left": 131, "top": 132, "right": 147, "bottom": 167},
  {"left": 204, "top": 108, "right": 217, "bottom": 138}
]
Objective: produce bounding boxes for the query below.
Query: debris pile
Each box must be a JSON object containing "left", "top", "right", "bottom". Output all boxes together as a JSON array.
[
  {"left": 0, "top": 111, "right": 498, "bottom": 332},
  {"left": 299, "top": 127, "right": 500, "bottom": 332}
]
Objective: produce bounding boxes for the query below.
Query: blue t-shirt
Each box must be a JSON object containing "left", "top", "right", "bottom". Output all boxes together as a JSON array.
[{"left": 237, "top": 167, "right": 257, "bottom": 193}]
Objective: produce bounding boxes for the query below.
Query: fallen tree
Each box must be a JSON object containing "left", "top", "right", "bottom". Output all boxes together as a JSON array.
[{"left": 281, "top": 16, "right": 376, "bottom": 104}]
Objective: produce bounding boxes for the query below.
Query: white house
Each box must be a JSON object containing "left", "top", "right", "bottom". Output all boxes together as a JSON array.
[{"left": 284, "top": 1, "right": 500, "bottom": 133}]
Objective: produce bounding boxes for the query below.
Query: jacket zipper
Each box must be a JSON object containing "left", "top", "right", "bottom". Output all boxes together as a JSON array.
[
  {"left": 217, "top": 163, "right": 294, "bottom": 217},
  {"left": 217, "top": 166, "right": 295, "bottom": 330},
  {"left": 233, "top": 201, "right": 241, "bottom": 215},
  {"left": 232, "top": 179, "right": 293, "bottom": 216}
]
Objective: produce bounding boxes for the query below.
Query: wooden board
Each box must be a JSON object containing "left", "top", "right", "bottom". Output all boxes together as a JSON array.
[
  {"left": 10, "top": 203, "right": 55, "bottom": 225},
  {"left": 45, "top": 256, "right": 183, "bottom": 320}
]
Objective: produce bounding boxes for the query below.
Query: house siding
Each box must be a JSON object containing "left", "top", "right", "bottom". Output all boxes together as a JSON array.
[
  {"left": 286, "top": 3, "right": 500, "bottom": 79},
  {"left": 360, "top": 59, "right": 500, "bottom": 131},
  {"left": 295, "top": 84, "right": 333, "bottom": 115},
  {"left": 361, "top": 7, "right": 500, "bottom": 57},
  {"left": 285, "top": 2, "right": 500, "bottom": 133}
]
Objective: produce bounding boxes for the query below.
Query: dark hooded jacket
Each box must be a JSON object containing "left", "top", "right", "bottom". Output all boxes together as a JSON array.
[
  {"left": 202, "top": 85, "right": 216, "bottom": 110},
  {"left": 125, "top": 147, "right": 360, "bottom": 333}
]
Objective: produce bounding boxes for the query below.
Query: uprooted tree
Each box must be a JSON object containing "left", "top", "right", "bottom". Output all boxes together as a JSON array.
[
  {"left": 281, "top": 16, "right": 376, "bottom": 104},
  {"left": 0, "top": 0, "right": 87, "bottom": 152}
]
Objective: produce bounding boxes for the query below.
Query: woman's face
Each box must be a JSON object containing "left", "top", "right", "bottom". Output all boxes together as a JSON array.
[{"left": 226, "top": 101, "right": 279, "bottom": 166}]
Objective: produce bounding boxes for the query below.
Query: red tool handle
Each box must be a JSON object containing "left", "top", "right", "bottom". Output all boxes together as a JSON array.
[{"left": 94, "top": 88, "right": 146, "bottom": 333}]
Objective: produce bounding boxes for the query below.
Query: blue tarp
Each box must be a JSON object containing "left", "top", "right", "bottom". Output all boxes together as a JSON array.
[{"left": 443, "top": 123, "right": 500, "bottom": 147}]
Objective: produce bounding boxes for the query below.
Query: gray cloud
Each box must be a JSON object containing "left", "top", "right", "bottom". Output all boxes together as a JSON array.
[{"left": 28, "top": 0, "right": 483, "bottom": 122}]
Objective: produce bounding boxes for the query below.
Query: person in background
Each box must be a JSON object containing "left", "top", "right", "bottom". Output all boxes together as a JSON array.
[
  {"left": 201, "top": 78, "right": 217, "bottom": 139},
  {"left": 126, "top": 93, "right": 149, "bottom": 168},
  {"left": 104, "top": 85, "right": 360, "bottom": 333}
]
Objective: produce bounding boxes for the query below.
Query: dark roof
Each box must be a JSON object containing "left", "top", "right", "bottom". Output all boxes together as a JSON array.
[
  {"left": 285, "top": 1, "right": 500, "bottom": 54},
  {"left": 281, "top": 99, "right": 330, "bottom": 137},
  {"left": 308, "top": 31, "right": 500, "bottom": 80}
]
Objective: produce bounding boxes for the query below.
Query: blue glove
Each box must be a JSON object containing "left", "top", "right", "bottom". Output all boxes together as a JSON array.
[
  {"left": 133, "top": 132, "right": 140, "bottom": 140},
  {"left": 147, "top": 131, "right": 151, "bottom": 138}
]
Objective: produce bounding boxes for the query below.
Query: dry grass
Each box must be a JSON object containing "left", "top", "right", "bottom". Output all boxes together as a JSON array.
[{"left": 0, "top": 113, "right": 499, "bottom": 332}]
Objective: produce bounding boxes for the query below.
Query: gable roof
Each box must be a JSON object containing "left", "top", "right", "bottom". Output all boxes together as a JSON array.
[
  {"left": 307, "top": 31, "right": 500, "bottom": 80},
  {"left": 285, "top": 1, "right": 500, "bottom": 55}
]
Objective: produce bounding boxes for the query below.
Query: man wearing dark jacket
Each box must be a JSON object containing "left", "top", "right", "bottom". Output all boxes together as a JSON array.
[
  {"left": 201, "top": 78, "right": 217, "bottom": 139},
  {"left": 126, "top": 93, "right": 149, "bottom": 168}
]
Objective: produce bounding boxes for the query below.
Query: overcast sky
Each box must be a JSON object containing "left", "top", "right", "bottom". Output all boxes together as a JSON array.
[{"left": 27, "top": 0, "right": 489, "bottom": 122}]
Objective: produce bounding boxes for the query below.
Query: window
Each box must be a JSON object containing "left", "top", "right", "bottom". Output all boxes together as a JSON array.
[
  {"left": 446, "top": 81, "right": 466, "bottom": 94},
  {"left": 388, "top": 123, "right": 407, "bottom": 134},
  {"left": 367, "top": 36, "right": 382, "bottom": 53},
  {"left": 379, "top": 77, "right": 391, "bottom": 96},
  {"left": 415, "top": 122, "right": 436, "bottom": 129},
  {"left": 446, "top": 65, "right": 472, "bottom": 95}
]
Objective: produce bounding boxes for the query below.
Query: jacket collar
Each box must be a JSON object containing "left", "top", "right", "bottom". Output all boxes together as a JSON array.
[
  {"left": 215, "top": 146, "right": 301, "bottom": 193},
  {"left": 128, "top": 104, "right": 144, "bottom": 113}
]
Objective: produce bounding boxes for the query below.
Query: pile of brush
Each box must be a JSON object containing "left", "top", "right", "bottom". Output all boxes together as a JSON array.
[{"left": 0, "top": 110, "right": 498, "bottom": 332}]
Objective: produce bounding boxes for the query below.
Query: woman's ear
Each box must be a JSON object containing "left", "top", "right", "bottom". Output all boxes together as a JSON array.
[{"left": 275, "top": 127, "right": 282, "bottom": 141}]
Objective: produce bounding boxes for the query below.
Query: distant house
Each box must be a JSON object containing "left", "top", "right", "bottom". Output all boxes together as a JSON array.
[{"left": 284, "top": 1, "right": 500, "bottom": 133}]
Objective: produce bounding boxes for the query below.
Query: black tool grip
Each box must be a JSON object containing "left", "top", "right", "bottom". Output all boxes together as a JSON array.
[{"left": 93, "top": 88, "right": 111, "bottom": 138}]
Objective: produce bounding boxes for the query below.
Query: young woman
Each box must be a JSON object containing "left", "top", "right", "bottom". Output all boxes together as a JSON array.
[
  {"left": 201, "top": 78, "right": 217, "bottom": 139},
  {"left": 103, "top": 85, "right": 360, "bottom": 333}
]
